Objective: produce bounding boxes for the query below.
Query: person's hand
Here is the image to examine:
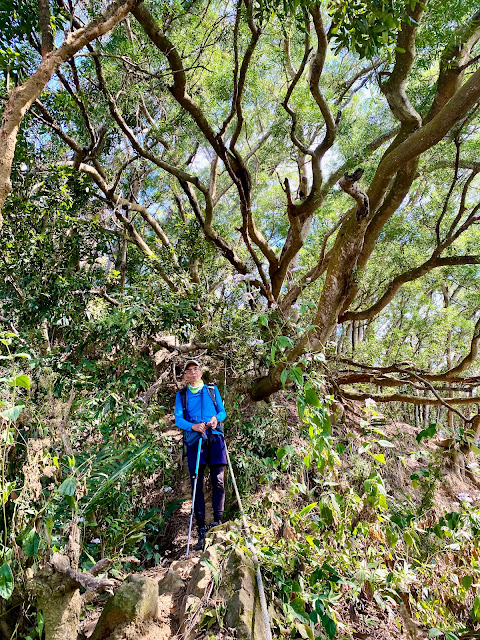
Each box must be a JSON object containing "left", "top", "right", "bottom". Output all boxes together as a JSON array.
[
  {"left": 192, "top": 423, "right": 206, "bottom": 434},
  {"left": 207, "top": 416, "right": 218, "bottom": 429}
]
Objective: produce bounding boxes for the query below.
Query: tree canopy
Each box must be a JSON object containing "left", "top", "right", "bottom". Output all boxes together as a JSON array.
[{"left": 1, "top": 0, "right": 480, "bottom": 422}]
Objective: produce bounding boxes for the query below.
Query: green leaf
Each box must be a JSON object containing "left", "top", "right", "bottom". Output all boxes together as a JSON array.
[
  {"left": 473, "top": 594, "right": 480, "bottom": 621},
  {"left": 1, "top": 481, "right": 15, "bottom": 505},
  {"left": 297, "top": 623, "right": 314, "bottom": 639},
  {"left": 305, "top": 535, "right": 318, "bottom": 549},
  {"left": 294, "top": 503, "right": 317, "bottom": 522},
  {"left": 404, "top": 531, "right": 413, "bottom": 547},
  {"left": 0, "top": 405, "right": 24, "bottom": 422},
  {"left": 372, "top": 453, "right": 386, "bottom": 464},
  {"left": 45, "top": 517, "right": 54, "bottom": 539},
  {"left": 22, "top": 529, "right": 41, "bottom": 557},
  {"left": 416, "top": 423, "right": 437, "bottom": 443},
  {"left": 201, "top": 558, "right": 221, "bottom": 587},
  {"left": 0, "top": 563, "right": 14, "bottom": 599},
  {"left": 305, "top": 388, "right": 321, "bottom": 407},
  {"left": 321, "top": 613, "right": 336, "bottom": 639},
  {"left": 461, "top": 575, "right": 473, "bottom": 590},
  {"left": 58, "top": 477, "right": 77, "bottom": 496},
  {"left": 269, "top": 344, "right": 276, "bottom": 365},
  {"left": 290, "top": 366, "right": 303, "bottom": 388},
  {"left": 276, "top": 336, "right": 293, "bottom": 349},
  {"left": 386, "top": 527, "right": 398, "bottom": 548},
  {"left": 303, "top": 452, "right": 311, "bottom": 469},
  {"left": 2, "top": 429, "right": 14, "bottom": 445},
  {"left": 8, "top": 374, "right": 30, "bottom": 389},
  {"left": 428, "top": 630, "right": 444, "bottom": 638},
  {"left": 376, "top": 439, "right": 394, "bottom": 448},
  {"left": 290, "top": 597, "right": 310, "bottom": 625},
  {"left": 259, "top": 313, "right": 268, "bottom": 327}
]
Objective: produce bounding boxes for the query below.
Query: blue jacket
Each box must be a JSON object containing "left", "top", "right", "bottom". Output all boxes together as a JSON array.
[{"left": 174, "top": 385, "right": 227, "bottom": 447}]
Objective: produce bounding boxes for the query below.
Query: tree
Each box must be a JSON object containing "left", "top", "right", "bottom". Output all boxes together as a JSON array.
[
  {"left": 3, "top": 0, "right": 480, "bottom": 419},
  {"left": 0, "top": 0, "right": 139, "bottom": 222}
]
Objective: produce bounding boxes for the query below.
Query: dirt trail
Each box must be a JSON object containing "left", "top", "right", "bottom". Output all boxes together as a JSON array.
[{"left": 80, "top": 425, "right": 210, "bottom": 640}]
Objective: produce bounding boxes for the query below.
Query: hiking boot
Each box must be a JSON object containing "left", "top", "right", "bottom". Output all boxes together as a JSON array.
[
  {"left": 194, "top": 526, "right": 206, "bottom": 551},
  {"left": 208, "top": 520, "right": 222, "bottom": 531}
]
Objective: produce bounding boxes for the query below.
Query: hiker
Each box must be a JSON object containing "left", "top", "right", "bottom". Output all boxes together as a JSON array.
[{"left": 174, "top": 359, "right": 227, "bottom": 550}]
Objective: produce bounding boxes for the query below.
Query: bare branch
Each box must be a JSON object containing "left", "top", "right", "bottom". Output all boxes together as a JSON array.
[
  {"left": 340, "top": 256, "right": 480, "bottom": 323},
  {"left": 335, "top": 59, "right": 383, "bottom": 107},
  {"left": 229, "top": 2, "right": 261, "bottom": 151},
  {"left": 409, "top": 372, "right": 467, "bottom": 421},
  {"left": 217, "top": 0, "right": 242, "bottom": 137},
  {"left": 51, "top": 553, "right": 117, "bottom": 593},
  {"left": 279, "top": 209, "right": 349, "bottom": 312},
  {"left": 0, "top": 0, "right": 139, "bottom": 224},
  {"left": 427, "top": 9, "right": 480, "bottom": 121},
  {"left": 309, "top": 5, "right": 337, "bottom": 156},
  {"left": 37, "top": 0, "right": 54, "bottom": 57},
  {"left": 341, "top": 389, "right": 480, "bottom": 406},
  {"left": 338, "top": 169, "right": 369, "bottom": 221},
  {"left": 282, "top": 26, "right": 312, "bottom": 157},
  {"left": 429, "top": 316, "right": 480, "bottom": 381},
  {"left": 131, "top": 2, "right": 223, "bottom": 158},
  {"left": 379, "top": 2, "right": 424, "bottom": 128}
]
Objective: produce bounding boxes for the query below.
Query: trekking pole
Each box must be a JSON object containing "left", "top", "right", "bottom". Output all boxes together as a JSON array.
[
  {"left": 186, "top": 433, "right": 204, "bottom": 559},
  {"left": 225, "top": 443, "right": 273, "bottom": 640}
]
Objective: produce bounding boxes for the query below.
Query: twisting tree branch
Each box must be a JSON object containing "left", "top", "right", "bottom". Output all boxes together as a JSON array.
[
  {"left": 379, "top": 1, "right": 424, "bottom": 128},
  {"left": 0, "top": 0, "right": 139, "bottom": 223},
  {"left": 37, "top": 0, "right": 54, "bottom": 57},
  {"left": 341, "top": 254, "right": 480, "bottom": 323},
  {"left": 339, "top": 169, "right": 369, "bottom": 221}
]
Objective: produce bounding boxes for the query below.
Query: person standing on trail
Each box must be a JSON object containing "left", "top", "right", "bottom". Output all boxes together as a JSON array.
[{"left": 174, "top": 359, "right": 227, "bottom": 550}]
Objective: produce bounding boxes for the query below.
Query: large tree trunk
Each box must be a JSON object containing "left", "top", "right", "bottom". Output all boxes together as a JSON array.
[{"left": 0, "top": 0, "right": 138, "bottom": 226}]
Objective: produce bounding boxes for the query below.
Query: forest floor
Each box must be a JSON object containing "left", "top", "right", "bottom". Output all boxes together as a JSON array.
[
  {"left": 78, "top": 411, "right": 480, "bottom": 640},
  {"left": 79, "top": 423, "right": 207, "bottom": 640}
]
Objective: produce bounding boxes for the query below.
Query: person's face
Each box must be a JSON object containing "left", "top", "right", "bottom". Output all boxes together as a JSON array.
[{"left": 184, "top": 365, "right": 203, "bottom": 385}]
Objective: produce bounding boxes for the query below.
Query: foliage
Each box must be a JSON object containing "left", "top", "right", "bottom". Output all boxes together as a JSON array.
[
  {"left": 1, "top": 0, "right": 480, "bottom": 636},
  {"left": 0, "top": 332, "right": 178, "bottom": 637},
  {"left": 218, "top": 376, "right": 480, "bottom": 638}
]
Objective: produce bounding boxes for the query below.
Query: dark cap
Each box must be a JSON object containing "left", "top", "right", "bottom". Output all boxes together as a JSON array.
[{"left": 183, "top": 359, "right": 201, "bottom": 373}]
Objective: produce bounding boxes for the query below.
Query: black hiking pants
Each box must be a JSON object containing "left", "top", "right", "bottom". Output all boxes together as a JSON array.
[{"left": 189, "top": 463, "right": 225, "bottom": 527}]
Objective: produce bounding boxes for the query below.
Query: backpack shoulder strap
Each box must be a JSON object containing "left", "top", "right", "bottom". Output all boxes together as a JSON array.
[
  {"left": 178, "top": 388, "right": 188, "bottom": 459},
  {"left": 206, "top": 384, "right": 218, "bottom": 411},
  {"left": 206, "top": 385, "right": 224, "bottom": 434},
  {"left": 179, "top": 387, "right": 188, "bottom": 417}
]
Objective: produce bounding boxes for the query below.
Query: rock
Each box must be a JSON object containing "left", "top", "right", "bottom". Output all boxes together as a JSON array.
[
  {"left": 90, "top": 575, "right": 158, "bottom": 640},
  {"left": 185, "top": 542, "right": 220, "bottom": 599},
  {"left": 178, "top": 595, "right": 202, "bottom": 640},
  {"left": 219, "top": 547, "right": 265, "bottom": 640},
  {"left": 170, "top": 559, "right": 190, "bottom": 573},
  {"left": 179, "top": 522, "right": 268, "bottom": 640},
  {"left": 158, "top": 569, "right": 184, "bottom": 595}
]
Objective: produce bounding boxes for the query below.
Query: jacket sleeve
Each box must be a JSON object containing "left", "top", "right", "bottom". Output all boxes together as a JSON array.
[
  {"left": 214, "top": 386, "right": 227, "bottom": 422},
  {"left": 175, "top": 392, "right": 193, "bottom": 431}
]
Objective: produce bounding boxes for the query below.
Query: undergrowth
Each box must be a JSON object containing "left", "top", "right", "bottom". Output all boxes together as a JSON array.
[{"left": 215, "top": 371, "right": 480, "bottom": 640}]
